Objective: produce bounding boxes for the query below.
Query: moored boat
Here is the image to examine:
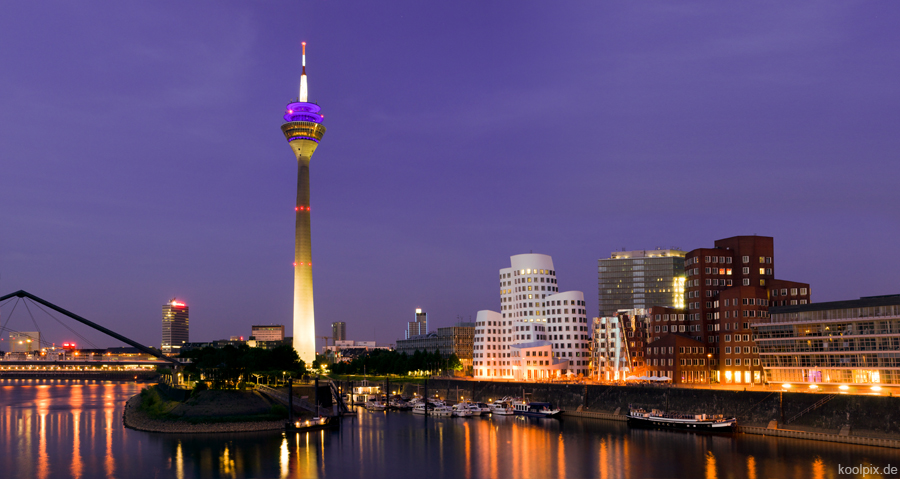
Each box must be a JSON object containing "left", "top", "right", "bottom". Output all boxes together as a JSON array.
[
  {"left": 285, "top": 416, "right": 339, "bottom": 432},
  {"left": 432, "top": 405, "right": 454, "bottom": 417},
  {"left": 452, "top": 403, "right": 472, "bottom": 417},
  {"left": 627, "top": 408, "right": 736, "bottom": 431},
  {"left": 512, "top": 401, "right": 561, "bottom": 418}
]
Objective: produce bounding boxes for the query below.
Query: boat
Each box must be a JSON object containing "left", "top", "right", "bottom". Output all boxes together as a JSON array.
[
  {"left": 627, "top": 408, "right": 736, "bottom": 431},
  {"left": 350, "top": 380, "right": 381, "bottom": 405},
  {"left": 512, "top": 401, "right": 561, "bottom": 418},
  {"left": 365, "top": 400, "right": 387, "bottom": 411},
  {"left": 470, "top": 403, "right": 491, "bottom": 416},
  {"left": 488, "top": 400, "right": 515, "bottom": 416},
  {"left": 432, "top": 405, "right": 454, "bottom": 417},
  {"left": 389, "top": 397, "right": 412, "bottom": 410},
  {"left": 412, "top": 403, "right": 434, "bottom": 415},
  {"left": 452, "top": 403, "right": 472, "bottom": 417},
  {"left": 285, "top": 416, "right": 339, "bottom": 432}
]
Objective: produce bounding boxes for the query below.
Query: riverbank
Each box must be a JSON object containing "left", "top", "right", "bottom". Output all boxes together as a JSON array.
[
  {"left": 397, "top": 378, "right": 900, "bottom": 448},
  {"left": 122, "top": 385, "right": 286, "bottom": 433}
]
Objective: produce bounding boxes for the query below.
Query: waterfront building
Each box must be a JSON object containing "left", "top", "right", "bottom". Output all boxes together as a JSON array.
[
  {"left": 332, "top": 321, "right": 346, "bottom": 341},
  {"left": 473, "top": 253, "right": 590, "bottom": 380},
  {"left": 9, "top": 331, "right": 40, "bottom": 353},
  {"left": 395, "top": 323, "right": 475, "bottom": 369},
  {"left": 281, "top": 42, "right": 327, "bottom": 364},
  {"left": 644, "top": 334, "right": 709, "bottom": 383},
  {"left": 753, "top": 294, "right": 900, "bottom": 387},
  {"left": 251, "top": 325, "right": 285, "bottom": 342},
  {"left": 161, "top": 299, "right": 189, "bottom": 356},
  {"left": 592, "top": 309, "right": 658, "bottom": 381},
  {"left": 647, "top": 235, "right": 810, "bottom": 385},
  {"left": 406, "top": 309, "right": 427, "bottom": 339},
  {"left": 598, "top": 249, "right": 686, "bottom": 318}
]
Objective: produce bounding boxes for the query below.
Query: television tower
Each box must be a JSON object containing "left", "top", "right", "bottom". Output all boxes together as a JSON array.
[{"left": 281, "top": 42, "right": 326, "bottom": 364}]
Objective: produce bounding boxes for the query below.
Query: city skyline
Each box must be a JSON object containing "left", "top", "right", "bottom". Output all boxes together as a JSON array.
[{"left": 2, "top": 2, "right": 900, "bottom": 349}]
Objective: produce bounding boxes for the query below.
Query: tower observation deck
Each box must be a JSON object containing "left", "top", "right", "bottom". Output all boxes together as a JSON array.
[{"left": 280, "top": 42, "right": 325, "bottom": 364}]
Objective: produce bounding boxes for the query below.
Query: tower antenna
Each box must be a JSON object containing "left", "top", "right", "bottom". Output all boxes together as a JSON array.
[{"left": 299, "top": 42, "right": 308, "bottom": 102}]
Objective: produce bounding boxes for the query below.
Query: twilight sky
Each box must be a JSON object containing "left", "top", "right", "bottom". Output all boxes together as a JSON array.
[{"left": 2, "top": 2, "right": 899, "bottom": 350}]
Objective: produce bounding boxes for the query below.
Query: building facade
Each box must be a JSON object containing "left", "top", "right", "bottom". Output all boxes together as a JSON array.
[
  {"left": 251, "top": 325, "right": 285, "bottom": 342},
  {"left": 406, "top": 309, "right": 427, "bottom": 339},
  {"left": 645, "top": 235, "right": 810, "bottom": 385},
  {"left": 331, "top": 321, "right": 346, "bottom": 341},
  {"left": 9, "top": 331, "right": 40, "bottom": 353},
  {"left": 473, "top": 254, "right": 590, "bottom": 380},
  {"left": 394, "top": 323, "right": 475, "bottom": 369},
  {"left": 592, "top": 309, "right": 665, "bottom": 381},
  {"left": 753, "top": 295, "right": 900, "bottom": 388},
  {"left": 598, "top": 249, "right": 686, "bottom": 317},
  {"left": 161, "top": 299, "right": 189, "bottom": 355}
]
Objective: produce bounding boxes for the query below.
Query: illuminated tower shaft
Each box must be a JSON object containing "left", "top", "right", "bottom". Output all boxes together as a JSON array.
[{"left": 281, "top": 42, "right": 326, "bottom": 364}]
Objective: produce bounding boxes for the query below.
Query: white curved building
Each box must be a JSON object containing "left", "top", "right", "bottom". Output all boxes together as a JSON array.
[{"left": 473, "top": 254, "right": 591, "bottom": 380}]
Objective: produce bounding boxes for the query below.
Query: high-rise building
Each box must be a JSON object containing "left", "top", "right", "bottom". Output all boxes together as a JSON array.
[
  {"left": 598, "top": 249, "right": 686, "bottom": 317},
  {"left": 281, "top": 42, "right": 327, "bottom": 364},
  {"left": 251, "top": 325, "right": 285, "bottom": 342},
  {"left": 407, "top": 309, "right": 427, "bottom": 339},
  {"left": 645, "top": 235, "right": 810, "bottom": 385},
  {"left": 332, "top": 321, "right": 346, "bottom": 341},
  {"left": 473, "top": 254, "right": 591, "bottom": 380},
  {"left": 162, "top": 299, "right": 189, "bottom": 355}
]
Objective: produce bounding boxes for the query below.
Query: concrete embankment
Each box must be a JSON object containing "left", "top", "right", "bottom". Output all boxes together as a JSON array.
[
  {"left": 401, "top": 379, "right": 900, "bottom": 447},
  {"left": 1, "top": 370, "right": 158, "bottom": 381},
  {"left": 123, "top": 385, "right": 285, "bottom": 434}
]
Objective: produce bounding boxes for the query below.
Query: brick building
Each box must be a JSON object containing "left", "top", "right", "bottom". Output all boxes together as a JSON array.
[
  {"left": 644, "top": 333, "right": 709, "bottom": 384},
  {"left": 645, "top": 235, "right": 810, "bottom": 385}
]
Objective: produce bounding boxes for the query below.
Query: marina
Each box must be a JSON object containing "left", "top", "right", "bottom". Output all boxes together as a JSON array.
[{"left": 3, "top": 380, "right": 900, "bottom": 478}]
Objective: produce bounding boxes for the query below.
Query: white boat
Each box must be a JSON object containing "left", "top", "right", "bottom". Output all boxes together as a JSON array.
[
  {"left": 412, "top": 403, "right": 433, "bottom": 415},
  {"left": 366, "top": 400, "right": 387, "bottom": 411},
  {"left": 452, "top": 403, "right": 472, "bottom": 417},
  {"left": 389, "top": 398, "right": 411, "bottom": 410},
  {"left": 432, "top": 405, "right": 454, "bottom": 417},
  {"left": 489, "top": 401, "right": 515, "bottom": 416},
  {"left": 469, "top": 402, "right": 491, "bottom": 416}
]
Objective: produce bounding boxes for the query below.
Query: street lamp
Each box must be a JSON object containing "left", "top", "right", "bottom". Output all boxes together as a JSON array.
[{"left": 707, "top": 353, "right": 712, "bottom": 386}]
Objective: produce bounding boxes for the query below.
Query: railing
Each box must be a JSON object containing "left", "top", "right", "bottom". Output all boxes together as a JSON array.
[
  {"left": 258, "top": 384, "right": 331, "bottom": 417},
  {"left": 786, "top": 394, "right": 836, "bottom": 424}
]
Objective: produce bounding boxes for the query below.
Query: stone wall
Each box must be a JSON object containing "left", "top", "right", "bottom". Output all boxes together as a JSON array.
[{"left": 400, "top": 379, "right": 900, "bottom": 436}]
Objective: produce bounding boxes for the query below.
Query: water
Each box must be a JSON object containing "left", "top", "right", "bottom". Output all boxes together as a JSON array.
[{"left": 1, "top": 379, "right": 897, "bottom": 479}]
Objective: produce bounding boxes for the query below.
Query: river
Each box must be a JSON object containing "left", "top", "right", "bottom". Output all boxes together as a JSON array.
[{"left": 1, "top": 379, "right": 896, "bottom": 478}]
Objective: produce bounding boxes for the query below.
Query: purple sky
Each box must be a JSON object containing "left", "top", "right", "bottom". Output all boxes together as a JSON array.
[{"left": 2, "top": 2, "right": 899, "bottom": 350}]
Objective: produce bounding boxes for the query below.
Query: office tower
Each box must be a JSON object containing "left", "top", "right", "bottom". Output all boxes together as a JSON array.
[
  {"left": 162, "top": 298, "right": 189, "bottom": 355},
  {"left": 473, "top": 253, "right": 590, "bottom": 380},
  {"left": 281, "top": 42, "right": 327, "bottom": 364},
  {"left": 648, "top": 235, "right": 810, "bottom": 385},
  {"left": 407, "top": 309, "right": 427, "bottom": 339},
  {"left": 331, "top": 321, "right": 346, "bottom": 341},
  {"left": 251, "top": 325, "right": 285, "bottom": 341},
  {"left": 598, "top": 249, "right": 686, "bottom": 318}
]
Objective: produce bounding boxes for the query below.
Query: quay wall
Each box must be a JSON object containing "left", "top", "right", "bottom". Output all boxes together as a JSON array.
[
  {"left": 401, "top": 379, "right": 900, "bottom": 439},
  {"left": 0, "top": 370, "right": 158, "bottom": 381}
]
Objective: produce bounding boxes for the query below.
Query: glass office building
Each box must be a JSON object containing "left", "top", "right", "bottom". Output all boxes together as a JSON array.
[
  {"left": 598, "top": 249, "right": 686, "bottom": 318},
  {"left": 753, "top": 295, "right": 900, "bottom": 387}
]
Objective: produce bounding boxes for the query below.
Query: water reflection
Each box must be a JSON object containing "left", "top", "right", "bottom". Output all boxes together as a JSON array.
[{"left": 2, "top": 380, "right": 900, "bottom": 478}]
